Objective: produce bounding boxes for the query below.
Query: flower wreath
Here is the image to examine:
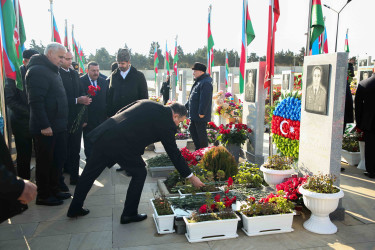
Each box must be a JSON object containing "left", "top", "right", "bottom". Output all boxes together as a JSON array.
[{"left": 271, "top": 92, "right": 301, "bottom": 159}]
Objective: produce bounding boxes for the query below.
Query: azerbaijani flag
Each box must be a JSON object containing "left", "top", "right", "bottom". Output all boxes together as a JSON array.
[
  {"left": 344, "top": 29, "right": 349, "bottom": 52},
  {"left": 321, "top": 25, "right": 328, "bottom": 54},
  {"left": 153, "top": 46, "right": 159, "bottom": 83},
  {"left": 64, "top": 20, "right": 68, "bottom": 49},
  {"left": 225, "top": 51, "right": 229, "bottom": 86},
  {"left": 72, "top": 30, "right": 85, "bottom": 73},
  {"left": 0, "top": 0, "right": 26, "bottom": 89},
  {"left": 310, "top": 0, "right": 324, "bottom": 50},
  {"left": 165, "top": 42, "right": 170, "bottom": 76},
  {"left": 264, "top": 0, "right": 280, "bottom": 89},
  {"left": 207, "top": 5, "right": 214, "bottom": 75},
  {"left": 53, "top": 14, "right": 61, "bottom": 44},
  {"left": 173, "top": 39, "right": 178, "bottom": 85}
]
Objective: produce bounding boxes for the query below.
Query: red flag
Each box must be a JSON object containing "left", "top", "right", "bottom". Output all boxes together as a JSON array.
[{"left": 264, "top": 0, "right": 280, "bottom": 89}]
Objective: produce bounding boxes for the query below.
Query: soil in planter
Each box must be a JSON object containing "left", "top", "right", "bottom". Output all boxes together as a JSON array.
[
  {"left": 152, "top": 198, "right": 173, "bottom": 215},
  {"left": 188, "top": 211, "right": 237, "bottom": 223},
  {"left": 172, "top": 183, "right": 221, "bottom": 194},
  {"left": 146, "top": 154, "right": 173, "bottom": 167}
]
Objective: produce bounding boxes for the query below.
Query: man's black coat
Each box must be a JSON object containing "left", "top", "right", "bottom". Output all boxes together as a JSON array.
[
  {"left": 88, "top": 100, "right": 191, "bottom": 178},
  {"left": 80, "top": 74, "right": 109, "bottom": 132},
  {"left": 26, "top": 54, "right": 68, "bottom": 135},
  {"left": 160, "top": 79, "right": 170, "bottom": 99},
  {"left": 60, "top": 68, "right": 85, "bottom": 129},
  {"left": 106, "top": 66, "right": 148, "bottom": 117},
  {"left": 355, "top": 74, "right": 375, "bottom": 132}
]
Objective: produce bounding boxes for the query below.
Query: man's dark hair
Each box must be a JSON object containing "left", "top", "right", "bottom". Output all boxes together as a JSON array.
[
  {"left": 111, "top": 62, "right": 118, "bottom": 72},
  {"left": 87, "top": 61, "right": 99, "bottom": 69},
  {"left": 170, "top": 103, "right": 187, "bottom": 117}
]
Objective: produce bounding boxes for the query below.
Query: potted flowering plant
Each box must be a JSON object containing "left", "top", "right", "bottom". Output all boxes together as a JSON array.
[
  {"left": 183, "top": 192, "right": 240, "bottom": 242},
  {"left": 260, "top": 155, "right": 295, "bottom": 186},
  {"left": 213, "top": 91, "right": 242, "bottom": 122},
  {"left": 276, "top": 176, "right": 308, "bottom": 214},
  {"left": 150, "top": 193, "right": 175, "bottom": 234},
  {"left": 299, "top": 174, "right": 344, "bottom": 234},
  {"left": 207, "top": 121, "right": 219, "bottom": 146},
  {"left": 239, "top": 191, "right": 295, "bottom": 236},
  {"left": 342, "top": 127, "right": 361, "bottom": 166}
]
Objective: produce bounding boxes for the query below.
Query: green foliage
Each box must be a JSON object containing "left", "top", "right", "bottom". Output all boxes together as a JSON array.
[
  {"left": 88, "top": 47, "right": 115, "bottom": 70},
  {"left": 152, "top": 196, "right": 173, "bottom": 216},
  {"left": 303, "top": 174, "right": 340, "bottom": 194},
  {"left": 201, "top": 146, "right": 238, "bottom": 179},
  {"left": 146, "top": 154, "right": 173, "bottom": 167},
  {"left": 29, "top": 39, "right": 45, "bottom": 54},
  {"left": 342, "top": 133, "right": 360, "bottom": 152},
  {"left": 263, "top": 155, "right": 293, "bottom": 170},
  {"left": 164, "top": 165, "right": 209, "bottom": 191},
  {"left": 234, "top": 162, "right": 264, "bottom": 188}
]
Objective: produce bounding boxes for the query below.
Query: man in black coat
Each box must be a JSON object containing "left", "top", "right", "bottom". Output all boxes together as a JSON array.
[
  {"left": 67, "top": 101, "right": 204, "bottom": 222},
  {"left": 185, "top": 62, "right": 213, "bottom": 150},
  {"left": 160, "top": 75, "right": 170, "bottom": 105},
  {"left": 0, "top": 134, "right": 37, "bottom": 223},
  {"left": 344, "top": 57, "right": 355, "bottom": 132},
  {"left": 106, "top": 48, "right": 148, "bottom": 117},
  {"left": 355, "top": 72, "right": 375, "bottom": 179},
  {"left": 4, "top": 49, "right": 39, "bottom": 180},
  {"left": 26, "top": 42, "right": 70, "bottom": 206},
  {"left": 80, "top": 62, "right": 108, "bottom": 160},
  {"left": 60, "top": 51, "right": 92, "bottom": 185}
]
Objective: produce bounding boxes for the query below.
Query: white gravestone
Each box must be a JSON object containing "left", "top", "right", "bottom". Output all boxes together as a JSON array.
[
  {"left": 178, "top": 70, "right": 187, "bottom": 104},
  {"left": 357, "top": 66, "right": 373, "bottom": 82},
  {"left": 156, "top": 73, "right": 162, "bottom": 96},
  {"left": 281, "top": 70, "right": 294, "bottom": 93},
  {"left": 170, "top": 72, "right": 177, "bottom": 101},
  {"left": 242, "top": 62, "right": 266, "bottom": 165},
  {"left": 212, "top": 66, "right": 227, "bottom": 93}
]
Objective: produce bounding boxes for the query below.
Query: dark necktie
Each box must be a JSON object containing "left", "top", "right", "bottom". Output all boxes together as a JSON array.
[{"left": 91, "top": 80, "right": 96, "bottom": 87}]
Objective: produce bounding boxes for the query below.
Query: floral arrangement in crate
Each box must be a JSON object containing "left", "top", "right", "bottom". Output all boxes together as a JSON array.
[
  {"left": 213, "top": 91, "right": 242, "bottom": 119},
  {"left": 293, "top": 73, "right": 302, "bottom": 91},
  {"left": 342, "top": 126, "right": 363, "bottom": 152},
  {"left": 217, "top": 123, "right": 252, "bottom": 146},
  {"left": 271, "top": 92, "right": 301, "bottom": 159},
  {"left": 240, "top": 191, "right": 295, "bottom": 217},
  {"left": 276, "top": 175, "right": 308, "bottom": 205},
  {"left": 175, "top": 133, "right": 189, "bottom": 140},
  {"left": 180, "top": 146, "right": 214, "bottom": 167},
  {"left": 207, "top": 121, "right": 219, "bottom": 144},
  {"left": 149, "top": 95, "right": 161, "bottom": 103}
]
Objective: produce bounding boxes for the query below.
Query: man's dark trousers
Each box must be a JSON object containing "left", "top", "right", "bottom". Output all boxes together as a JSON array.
[
  {"left": 189, "top": 120, "right": 208, "bottom": 150},
  {"left": 70, "top": 142, "right": 147, "bottom": 216},
  {"left": 34, "top": 132, "right": 67, "bottom": 198},
  {"left": 365, "top": 131, "right": 375, "bottom": 175},
  {"left": 65, "top": 127, "right": 83, "bottom": 182},
  {"left": 13, "top": 128, "right": 32, "bottom": 180}
]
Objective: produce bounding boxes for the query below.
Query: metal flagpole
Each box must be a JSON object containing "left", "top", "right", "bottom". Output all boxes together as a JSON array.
[
  {"left": 305, "top": 0, "right": 313, "bottom": 56},
  {"left": 49, "top": 0, "right": 54, "bottom": 42}
]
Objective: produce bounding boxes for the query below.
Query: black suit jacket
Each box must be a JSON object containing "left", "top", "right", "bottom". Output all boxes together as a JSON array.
[
  {"left": 88, "top": 100, "right": 191, "bottom": 178},
  {"left": 355, "top": 74, "right": 375, "bottom": 132},
  {"left": 80, "top": 74, "right": 109, "bottom": 132}
]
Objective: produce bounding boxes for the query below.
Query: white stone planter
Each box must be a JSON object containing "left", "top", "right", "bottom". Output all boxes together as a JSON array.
[
  {"left": 183, "top": 213, "right": 240, "bottom": 243},
  {"left": 299, "top": 185, "right": 344, "bottom": 234},
  {"left": 150, "top": 198, "right": 175, "bottom": 234},
  {"left": 260, "top": 165, "right": 295, "bottom": 187},
  {"left": 154, "top": 140, "right": 188, "bottom": 153},
  {"left": 240, "top": 211, "right": 295, "bottom": 236},
  {"left": 341, "top": 149, "right": 361, "bottom": 166},
  {"left": 357, "top": 141, "right": 366, "bottom": 170}
]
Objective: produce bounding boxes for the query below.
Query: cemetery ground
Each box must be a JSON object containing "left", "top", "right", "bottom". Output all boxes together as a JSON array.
[{"left": 0, "top": 136, "right": 375, "bottom": 250}]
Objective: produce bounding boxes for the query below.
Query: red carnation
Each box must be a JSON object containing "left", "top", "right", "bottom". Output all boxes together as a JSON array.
[{"left": 199, "top": 204, "right": 207, "bottom": 213}]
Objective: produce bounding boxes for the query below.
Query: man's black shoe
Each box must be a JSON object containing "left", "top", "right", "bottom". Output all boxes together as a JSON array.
[
  {"left": 59, "top": 183, "right": 70, "bottom": 192},
  {"left": 364, "top": 172, "right": 375, "bottom": 179},
  {"left": 55, "top": 192, "right": 72, "bottom": 200},
  {"left": 120, "top": 214, "right": 147, "bottom": 224},
  {"left": 36, "top": 196, "right": 63, "bottom": 206},
  {"left": 67, "top": 208, "right": 90, "bottom": 218}
]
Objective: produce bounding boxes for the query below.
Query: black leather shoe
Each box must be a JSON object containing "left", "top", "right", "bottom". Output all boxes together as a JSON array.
[
  {"left": 120, "top": 214, "right": 147, "bottom": 224},
  {"left": 55, "top": 192, "right": 72, "bottom": 200},
  {"left": 59, "top": 183, "right": 70, "bottom": 192},
  {"left": 67, "top": 208, "right": 90, "bottom": 218},
  {"left": 364, "top": 172, "right": 375, "bottom": 179},
  {"left": 36, "top": 196, "right": 63, "bottom": 206}
]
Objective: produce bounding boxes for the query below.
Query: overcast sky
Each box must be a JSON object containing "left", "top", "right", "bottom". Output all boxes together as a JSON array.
[{"left": 21, "top": 0, "right": 374, "bottom": 60}]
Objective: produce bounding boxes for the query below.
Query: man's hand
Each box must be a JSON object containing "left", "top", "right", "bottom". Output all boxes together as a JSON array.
[
  {"left": 18, "top": 180, "right": 37, "bottom": 204},
  {"left": 77, "top": 96, "right": 92, "bottom": 105},
  {"left": 41, "top": 127, "right": 53, "bottom": 136},
  {"left": 188, "top": 175, "right": 205, "bottom": 188},
  {"left": 82, "top": 123, "right": 87, "bottom": 128},
  {"left": 199, "top": 114, "right": 205, "bottom": 118}
]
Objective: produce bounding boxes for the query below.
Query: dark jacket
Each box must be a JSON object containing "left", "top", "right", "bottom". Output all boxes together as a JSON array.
[
  {"left": 355, "top": 74, "right": 375, "bottom": 132},
  {"left": 80, "top": 74, "right": 109, "bottom": 132},
  {"left": 26, "top": 54, "right": 68, "bottom": 135},
  {"left": 160, "top": 79, "right": 170, "bottom": 97},
  {"left": 106, "top": 66, "right": 148, "bottom": 117},
  {"left": 0, "top": 135, "right": 27, "bottom": 223},
  {"left": 185, "top": 73, "right": 213, "bottom": 122},
  {"left": 88, "top": 100, "right": 191, "bottom": 178},
  {"left": 60, "top": 68, "right": 85, "bottom": 129},
  {"left": 344, "top": 63, "right": 354, "bottom": 124}
]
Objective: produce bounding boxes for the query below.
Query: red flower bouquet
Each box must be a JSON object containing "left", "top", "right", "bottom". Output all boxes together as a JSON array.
[
  {"left": 217, "top": 123, "right": 252, "bottom": 146},
  {"left": 276, "top": 175, "right": 308, "bottom": 205}
]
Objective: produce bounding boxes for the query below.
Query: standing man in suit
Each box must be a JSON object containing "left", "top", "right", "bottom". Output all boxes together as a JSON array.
[
  {"left": 80, "top": 62, "right": 108, "bottom": 160},
  {"left": 67, "top": 100, "right": 204, "bottom": 222},
  {"left": 355, "top": 72, "right": 375, "bottom": 179},
  {"left": 185, "top": 62, "right": 213, "bottom": 150},
  {"left": 305, "top": 66, "right": 327, "bottom": 114},
  {"left": 107, "top": 48, "right": 148, "bottom": 172},
  {"left": 160, "top": 75, "right": 170, "bottom": 105},
  {"left": 26, "top": 42, "right": 70, "bottom": 206},
  {"left": 60, "top": 51, "right": 92, "bottom": 185},
  {"left": 4, "top": 49, "right": 39, "bottom": 180}
]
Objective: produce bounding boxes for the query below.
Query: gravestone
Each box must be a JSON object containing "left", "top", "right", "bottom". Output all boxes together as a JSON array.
[
  {"left": 357, "top": 66, "right": 373, "bottom": 82},
  {"left": 281, "top": 70, "right": 294, "bottom": 92},
  {"left": 212, "top": 66, "right": 226, "bottom": 93},
  {"left": 298, "top": 52, "right": 348, "bottom": 182},
  {"left": 358, "top": 56, "right": 372, "bottom": 67},
  {"left": 178, "top": 70, "right": 187, "bottom": 104},
  {"left": 242, "top": 62, "right": 266, "bottom": 165},
  {"left": 156, "top": 73, "right": 162, "bottom": 96},
  {"left": 170, "top": 72, "right": 177, "bottom": 101}
]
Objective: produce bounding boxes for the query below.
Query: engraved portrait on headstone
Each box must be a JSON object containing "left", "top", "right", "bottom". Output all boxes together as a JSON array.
[
  {"left": 282, "top": 74, "right": 290, "bottom": 91},
  {"left": 359, "top": 59, "right": 367, "bottom": 67},
  {"left": 360, "top": 71, "right": 373, "bottom": 81},
  {"left": 245, "top": 69, "right": 257, "bottom": 102},
  {"left": 305, "top": 65, "right": 330, "bottom": 115},
  {"left": 178, "top": 74, "right": 182, "bottom": 91}
]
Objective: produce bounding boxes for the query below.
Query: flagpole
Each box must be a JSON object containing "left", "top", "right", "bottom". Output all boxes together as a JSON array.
[
  {"left": 269, "top": 0, "right": 274, "bottom": 157},
  {"left": 15, "top": 0, "right": 20, "bottom": 35},
  {"left": 72, "top": 24, "right": 76, "bottom": 62},
  {"left": 305, "top": 0, "right": 313, "bottom": 56},
  {"left": 49, "top": 0, "right": 54, "bottom": 42}
]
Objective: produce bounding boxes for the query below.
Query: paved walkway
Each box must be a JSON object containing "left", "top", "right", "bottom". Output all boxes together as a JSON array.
[{"left": 1, "top": 147, "right": 375, "bottom": 249}]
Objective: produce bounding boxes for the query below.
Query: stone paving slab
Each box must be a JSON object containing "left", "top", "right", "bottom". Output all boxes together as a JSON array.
[
  {"left": 68, "top": 231, "right": 112, "bottom": 250},
  {"left": 0, "top": 234, "right": 72, "bottom": 250}
]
